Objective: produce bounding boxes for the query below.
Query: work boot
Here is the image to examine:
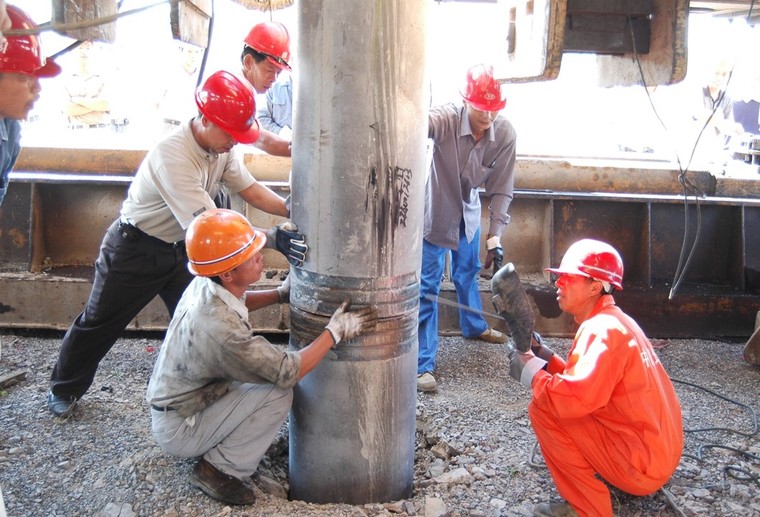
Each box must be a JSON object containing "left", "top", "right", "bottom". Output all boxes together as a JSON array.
[
  {"left": 533, "top": 501, "right": 579, "bottom": 517},
  {"left": 192, "top": 458, "right": 256, "bottom": 505},
  {"left": 47, "top": 391, "right": 78, "bottom": 418},
  {"left": 477, "top": 328, "right": 507, "bottom": 344},
  {"left": 417, "top": 372, "right": 437, "bottom": 392}
]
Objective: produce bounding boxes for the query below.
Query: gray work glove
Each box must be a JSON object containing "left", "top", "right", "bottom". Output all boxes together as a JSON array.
[
  {"left": 484, "top": 235, "right": 503, "bottom": 276},
  {"left": 530, "top": 331, "right": 555, "bottom": 362},
  {"left": 508, "top": 347, "right": 547, "bottom": 388},
  {"left": 325, "top": 299, "right": 378, "bottom": 346},
  {"left": 276, "top": 273, "right": 290, "bottom": 304},
  {"left": 266, "top": 222, "right": 307, "bottom": 267}
]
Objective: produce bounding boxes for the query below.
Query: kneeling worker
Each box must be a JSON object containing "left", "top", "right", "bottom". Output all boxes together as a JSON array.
[
  {"left": 502, "top": 239, "right": 683, "bottom": 516},
  {"left": 147, "top": 209, "right": 378, "bottom": 505}
]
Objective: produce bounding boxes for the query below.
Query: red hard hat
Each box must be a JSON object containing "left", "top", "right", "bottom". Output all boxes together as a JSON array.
[
  {"left": 186, "top": 209, "right": 266, "bottom": 277},
  {"left": 461, "top": 64, "right": 506, "bottom": 112},
  {"left": 195, "top": 70, "right": 260, "bottom": 144},
  {"left": 243, "top": 21, "right": 292, "bottom": 71},
  {"left": 546, "top": 239, "right": 624, "bottom": 290},
  {"left": 0, "top": 5, "right": 61, "bottom": 78}
]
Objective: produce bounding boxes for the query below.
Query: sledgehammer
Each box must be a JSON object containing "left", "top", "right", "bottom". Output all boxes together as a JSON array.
[
  {"left": 425, "top": 263, "right": 536, "bottom": 352},
  {"left": 490, "top": 262, "right": 535, "bottom": 352}
]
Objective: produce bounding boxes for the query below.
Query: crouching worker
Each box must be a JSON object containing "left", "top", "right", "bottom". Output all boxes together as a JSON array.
[
  {"left": 146, "top": 208, "right": 378, "bottom": 505},
  {"left": 503, "top": 239, "right": 683, "bottom": 517}
]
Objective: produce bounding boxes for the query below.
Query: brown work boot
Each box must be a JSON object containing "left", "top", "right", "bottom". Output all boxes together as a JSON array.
[
  {"left": 478, "top": 328, "right": 507, "bottom": 344},
  {"left": 533, "top": 501, "right": 579, "bottom": 516},
  {"left": 192, "top": 458, "right": 256, "bottom": 505},
  {"left": 417, "top": 372, "right": 437, "bottom": 392}
]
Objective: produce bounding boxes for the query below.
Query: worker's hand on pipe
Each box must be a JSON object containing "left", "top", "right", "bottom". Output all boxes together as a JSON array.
[
  {"left": 530, "top": 331, "right": 555, "bottom": 362},
  {"left": 266, "top": 222, "right": 308, "bottom": 267},
  {"left": 508, "top": 346, "right": 547, "bottom": 388},
  {"left": 484, "top": 235, "right": 503, "bottom": 274},
  {"left": 276, "top": 273, "right": 290, "bottom": 304},
  {"left": 325, "top": 299, "right": 378, "bottom": 346}
]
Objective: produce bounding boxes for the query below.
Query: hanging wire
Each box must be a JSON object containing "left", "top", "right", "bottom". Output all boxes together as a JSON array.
[{"left": 4, "top": 0, "right": 185, "bottom": 37}]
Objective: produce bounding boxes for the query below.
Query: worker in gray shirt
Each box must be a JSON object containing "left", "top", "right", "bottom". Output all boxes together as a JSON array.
[
  {"left": 417, "top": 64, "right": 517, "bottom": 393},
  {"left": 147, "top": 209, "right": 377, "bottom": 506}
]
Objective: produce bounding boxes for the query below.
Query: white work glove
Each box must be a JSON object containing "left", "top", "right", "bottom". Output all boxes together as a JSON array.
[
  {"left": 266, "top": 222, "right": 308, "bottom": 267},
  {"left": 276, "top": 273, "right": 290, "bottom": 304},
  {"left": 325, "top": 299, "right": 378, "bottom": 346},
  {"left": 508, "top": 347, "right": 547, "bottom": 388}
]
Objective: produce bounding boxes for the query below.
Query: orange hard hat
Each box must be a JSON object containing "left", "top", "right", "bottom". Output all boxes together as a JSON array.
[
  {"left": 243, "top": 21, "right": 292, "bottom": 71},
  {"left": 0, "top": 5, "right": 61, "bottom": 78},
  {"left": 195, "top": 70, "right": 260, "bottom": 144},
  {"left": 546, "top": 239, "right": 624, "bottom": 290},
  {"left": 186, "top": 208, "right": 266, "bottom": 277},
  {"left": 461, "top": 64, "right": 506, "bottom": 112}
]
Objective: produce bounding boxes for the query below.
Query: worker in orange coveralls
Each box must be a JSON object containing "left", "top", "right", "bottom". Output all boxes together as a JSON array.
[{"left": 502, "top": 238, "right": 683, "bottom": 517}]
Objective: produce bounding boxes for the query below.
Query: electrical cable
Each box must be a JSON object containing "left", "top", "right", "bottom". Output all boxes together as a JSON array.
[
  {"left": 672, "top": 377, "right": 759, "bottom": 484},
  {"left": 624, "top": 6, "right": 700, "bottom": 301},
  {"left": 625, "top": 1, "right": 755, "bottom": 299}
]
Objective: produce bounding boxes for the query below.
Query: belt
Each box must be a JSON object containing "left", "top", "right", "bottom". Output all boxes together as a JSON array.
[
  {"left": 69, "top": 123, "right": 110, "bottom": 129},
  {"left": 118, "top": 220, "right": 184, "bottom": 249},
  {"left": 151, "top": 404, "right": 177, "bottom": 412}
]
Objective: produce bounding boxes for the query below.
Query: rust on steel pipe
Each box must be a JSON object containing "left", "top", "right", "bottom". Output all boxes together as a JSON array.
[{"left": 288, "top": 0, "right": 430, "bottom": 504}]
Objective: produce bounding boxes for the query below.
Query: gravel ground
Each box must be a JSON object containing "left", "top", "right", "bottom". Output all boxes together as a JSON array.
[{"left": 0, "top": 329, "right": 759, "bottom": 517}]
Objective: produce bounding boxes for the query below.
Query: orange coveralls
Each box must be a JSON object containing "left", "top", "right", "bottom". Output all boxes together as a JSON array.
[{"left": 529, "top": 295, "right": 683, "bottom": 516}]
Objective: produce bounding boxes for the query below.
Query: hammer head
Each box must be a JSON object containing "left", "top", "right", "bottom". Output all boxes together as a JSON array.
[{"left": 491, "top": 263, "right": 535, "bottom": 352}]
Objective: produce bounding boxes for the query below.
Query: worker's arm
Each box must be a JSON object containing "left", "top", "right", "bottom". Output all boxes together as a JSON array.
[{"left": 253, "top": 128, "right": 291, "bottom": 157}]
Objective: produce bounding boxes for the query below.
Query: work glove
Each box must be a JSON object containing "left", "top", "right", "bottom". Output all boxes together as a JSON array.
[
  {"left": 266, "top": 222, "right": 308, "bottom": 267},
  {"left": 508, "top": 346, "right": 547, "bottom": 388},
  {"left": 325, "top": 299, "right": 378, "bottom": 346},
  {"left": 530, "top": 331, "right": 555, "bottom": 362},
  {"left": 276, "top": 273, "right": 290, "bottom": 304},
  {"left": 484, "top": 235, "right": 503, "bottom": 276}
]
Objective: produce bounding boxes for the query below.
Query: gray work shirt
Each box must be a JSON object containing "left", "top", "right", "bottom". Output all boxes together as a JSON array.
[
  {"left": 424, "top": 103, "right": 516, "bottom": 250},
  {"left": 146, "top": 276, "right": 301, "bottom": 417}
]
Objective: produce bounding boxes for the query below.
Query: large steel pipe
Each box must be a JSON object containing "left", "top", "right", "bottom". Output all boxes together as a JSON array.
[{"left": 288, "top": 0, "right": 429, "bottom": 504}]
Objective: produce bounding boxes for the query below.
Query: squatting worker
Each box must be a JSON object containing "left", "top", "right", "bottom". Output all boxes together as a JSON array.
[
  {"left": 0, "top": 4, "right": 61, "bottom": 208},
  {"left": 506, "top": 239, "right": 683, "bottom": 517},
  {"left": 417, "top": 64, "right": 516, "bottom": 393},
  {"left": 147, "top": 209, "right": 378, "bottom": 506},
  {"left": 47, "top": 71, "right": 308, "bottom": 418}
]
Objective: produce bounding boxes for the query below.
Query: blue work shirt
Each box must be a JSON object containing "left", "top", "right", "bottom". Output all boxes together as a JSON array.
[
  {"left": 0, "top": 118, "right": 22, "bottom": 207},
  {"left": 257, "top": 74, "right": 293, "bottom": 134},
  {"left": 425, "top": 103, "right": 517, "bottom": 250}
]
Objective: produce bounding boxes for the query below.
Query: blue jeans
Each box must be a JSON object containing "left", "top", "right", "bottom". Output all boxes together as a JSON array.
[{"left": 417, "top": 224, "right": 487, "bottom": 374}]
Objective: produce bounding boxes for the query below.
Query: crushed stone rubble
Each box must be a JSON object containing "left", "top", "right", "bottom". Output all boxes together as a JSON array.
[{"left": 0, "top": 331, "right": 758, "bottom": 516}]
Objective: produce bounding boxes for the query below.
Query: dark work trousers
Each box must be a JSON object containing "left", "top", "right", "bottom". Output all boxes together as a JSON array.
[{"left": 50, "top": 219, "right": 194, "bottom": 399}]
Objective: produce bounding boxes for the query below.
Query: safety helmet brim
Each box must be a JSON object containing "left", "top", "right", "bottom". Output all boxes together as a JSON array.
[
  {"left": 225, "top": 118, "right": 261, "bottom": 144},
  {"left": 462, "top": 93, "right": 507, "bottom": 112},
  {"left": 265, "top": 54, "right": 291, "bottom": 71},
  {"left": 33, "top": 59, "right": 62, "bottom": 78}
]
